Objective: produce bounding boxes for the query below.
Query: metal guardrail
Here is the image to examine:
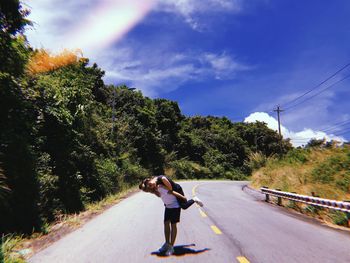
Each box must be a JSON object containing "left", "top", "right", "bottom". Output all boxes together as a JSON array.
[{"left": 260, "top": 187, "right": 350, "bottom": 213}]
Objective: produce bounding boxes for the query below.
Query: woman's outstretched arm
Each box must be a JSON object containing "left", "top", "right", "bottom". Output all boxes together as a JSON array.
[
  {"left": 161, "top": 176, "right": 187, "bottom": 201},
  {"left": 170, "top": 190, "right": 187, "bottom": 201}
]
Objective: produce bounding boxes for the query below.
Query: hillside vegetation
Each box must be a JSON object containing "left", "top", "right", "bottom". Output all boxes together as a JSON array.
[
  {"left": 251, "top": 146, "right": 350, "bottom": 200},
  {"left": 251, "top": 146, "right": 350, "bottom": 226}
]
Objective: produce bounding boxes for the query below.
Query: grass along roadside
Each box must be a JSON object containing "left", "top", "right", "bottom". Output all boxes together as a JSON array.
[
  {"left": 1, "top": 185, "right": 139, "bottom": 263},
  {"left": 250, "top": 146, "right": 350, "bottom": 228},
  {"left": 1, "top": 234, "right": 27, "bottom": 263}
]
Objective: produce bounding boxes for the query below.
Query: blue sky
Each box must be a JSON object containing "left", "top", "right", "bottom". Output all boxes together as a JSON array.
[{"left": 25, "top": 0, "right": 350, "bottom": 146}]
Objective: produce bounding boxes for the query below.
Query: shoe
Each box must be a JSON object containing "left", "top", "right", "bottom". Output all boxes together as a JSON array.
[
  {"left": 165, "top": 245, "right": 174, "bottom": 256},
  {"left": 158, "top": 243, "right": 170, "bottom": 253},
  {"left": 193, "top": 196, "right": 203, "bottom": 207}
]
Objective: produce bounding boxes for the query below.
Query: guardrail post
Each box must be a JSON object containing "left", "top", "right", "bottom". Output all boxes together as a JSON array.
[
  {"left": 262, "top": 186, "right": 269, "bottom": 203},
  {"left": 311, "top": 192, "right": 320, "bottom": 198},
  {"left": 289, "top": 192, "right": 297, "bottom": 208},
  {"left": 276, "top": 189, "right": 282, "bottom": 206},
  {"left": 344, "top": 200, "right": 350, "bottom": 227}
]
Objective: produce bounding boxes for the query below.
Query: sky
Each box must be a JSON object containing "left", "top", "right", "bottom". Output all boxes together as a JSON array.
[{"left": 23, "top": 0, "right": 350, "bottom": 146}]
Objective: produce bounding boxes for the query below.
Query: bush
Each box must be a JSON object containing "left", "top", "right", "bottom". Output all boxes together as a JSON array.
[
  {"left": 312, "top": 165, "right": 335, "bottom": 183},
  {"left": 169, "top": 159, "right": 247, "bottom": 181},
  {"left": 335, "top": 172, "right": 350, "bottom": 193},
  {"left": 305, "top": 138, "right": 325, "bottom": 148},
  {"left": 330, "top": 210, "right": 349, "bottom": 226},
  {"left": 37, "top": 172, "right": 62, "bottom": 221},
  {"left": 36, "top": 153, "right": 63, "bottom": 222},
  {"left": 95, "top": 158, "right": 119, "bottom": 194},
  {"left": 304, "top": 205, "right": 321, "bottom": 215},
  {"left": 120, "top": 160, "right": 150, "bottom": 185},
  {"left": 210, "top": 164, "right": 225, "bottom": 178},
  {"left": 224, "top": 169, "right": 247, "bottom": 180},
  {"left": 284, "top": 148, "right": 309, "bottom": 164},
  {"left": 247, "top": 152, "right": 269, "bottom": 171},
  {"left": 312, "top": 154, "right": 350, "bottom": 184},
  {"left": 169, "top": 160, "right": 210, "bottom": 179}
]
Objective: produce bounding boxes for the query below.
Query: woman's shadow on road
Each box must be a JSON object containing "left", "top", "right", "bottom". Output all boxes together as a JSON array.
[{"left": 151, "top": 244, "right": 210, "bottom": 257}]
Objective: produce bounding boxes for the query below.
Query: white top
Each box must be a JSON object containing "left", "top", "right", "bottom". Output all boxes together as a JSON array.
[{"left": 158, "top": 186, "right": 180, "bottom": 208}]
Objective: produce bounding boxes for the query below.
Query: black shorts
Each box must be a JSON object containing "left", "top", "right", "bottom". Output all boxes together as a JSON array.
[{"left": 164, "top": 207, "right": 181, "bottom": 224}]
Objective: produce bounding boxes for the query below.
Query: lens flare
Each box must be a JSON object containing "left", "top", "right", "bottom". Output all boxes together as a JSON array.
[{"left": 65, "top": 0, "right": 155, "bottom": 53}]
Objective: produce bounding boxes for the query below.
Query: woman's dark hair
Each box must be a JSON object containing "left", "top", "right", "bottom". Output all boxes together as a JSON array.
[{"left": 139, "top": 178, "right": 151, "bottom": 191}]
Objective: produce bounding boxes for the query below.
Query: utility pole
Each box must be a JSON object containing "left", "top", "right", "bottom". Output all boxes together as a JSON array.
[
  {"left": 274, "top": 105, "right": 284, "bottom": 137},
  {"left": 274, "top": 105, "right": 284, "bottom": 154}
]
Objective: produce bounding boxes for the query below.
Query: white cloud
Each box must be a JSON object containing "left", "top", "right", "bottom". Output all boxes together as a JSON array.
[
  {"left": 244, "top": 112, "right": 346, "bottom": 147},
  {"left": 156, "top": 0, "right": 241, "bottom": 15},
  {"left": 155, "top": 0, "right": 242, "bottom": 30},
  {"left": 98, "top": 47, "right": 250, "bottom": 96},
  {"left": 202, "top": 52, "right": 250, "bottom": 79}
]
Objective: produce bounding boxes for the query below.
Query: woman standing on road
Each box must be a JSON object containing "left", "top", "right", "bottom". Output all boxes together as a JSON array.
[{"left": 139, "top": 175, "right": 203, "bottom": 256}]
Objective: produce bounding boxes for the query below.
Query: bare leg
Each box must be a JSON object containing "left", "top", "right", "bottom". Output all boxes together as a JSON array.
[
  {"left": 164, "top": 221, "right": 170, "bottom": 244},
  {"left": 180, "top": 199, "right": 195, "bottom": 209},
  {"left": 170, "top": 223, "right": 177, "bottom": 246}
]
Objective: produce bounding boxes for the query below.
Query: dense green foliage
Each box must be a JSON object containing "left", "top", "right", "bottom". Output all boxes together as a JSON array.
[
  {"left": 0, "top": 1, "right": 292, "bottom": 234},
  {"left": 0, "top": 0, "right": 39, "bottom": 233}
]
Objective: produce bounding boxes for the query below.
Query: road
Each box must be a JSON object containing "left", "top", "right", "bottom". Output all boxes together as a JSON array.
[{"left": 29, "top": 181, "right": 350, "bottom": 263}]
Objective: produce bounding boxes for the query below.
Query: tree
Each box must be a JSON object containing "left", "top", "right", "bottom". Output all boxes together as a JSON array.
[
  {"left": 0, "top": 0, "right": 31, "bottom": 75},
  {"left": 154, "top": 99, "right": 184, "bottom": 153},
  {"left": 29, "top": 59, "right": 111, "bottom": 212},
  {"left": 0, "top": 0, "right": 41, "bottom": 234},
  {"left": 233, "top": 121, "right": 292, "bottom": 156},
  {"left": 177, "top": 116, "right": 248, "bottom": 177},
  {"left": 111, "top": 86, "right": 164, "bottom": 174},
  {"left": 306, "top": 138, "right": 325, "bottom": 148}
]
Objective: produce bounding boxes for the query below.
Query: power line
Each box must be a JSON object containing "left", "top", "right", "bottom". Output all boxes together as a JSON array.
[
  {"left": 321, "top": 120, "right": 350, "bottom": 133},
  {"left": 292, "top": 138, "right": 326, "bottom": 141},
  {"left": 332, "top": 128, "right": 350, "bottom": 137},
  {"left": 318, "top": 119, "right": 350, "bottom": 132},
  {"left": 287, "top": 118, "right": 350, "bottom": 138},
  {"left": 284, "top": 73, "right": 350, "bottom": 111},
  {"left": 291, "top": 136, "right": 327, "bottom": 140},
  {"left": 283, "top": 62, "right": 350, "bottom": 108},
  {"left": 289, "top": 129, "right": 350, "bottom": 141}
]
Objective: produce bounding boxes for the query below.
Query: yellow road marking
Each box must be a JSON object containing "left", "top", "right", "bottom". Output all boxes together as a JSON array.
[
  {"left": 198, "top": 208, "right": 207, "bottom": 217},
  {"left": 210, "top": 225, "right": 222, "bottom": 234},
  {"left": 192, "top": 184, "right": 199, "bottom": 197},
  {"left": 237, "top": 257, "right": 250, "bottom": 263}
]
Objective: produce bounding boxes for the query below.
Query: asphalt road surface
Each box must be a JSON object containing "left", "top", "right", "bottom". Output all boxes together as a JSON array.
[{"left": 29, "top": 181, "right": 350, "bottom": 263}]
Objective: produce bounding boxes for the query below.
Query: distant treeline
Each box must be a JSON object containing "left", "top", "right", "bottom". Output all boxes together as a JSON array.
[{"left": 0, "top": 1, "right": 292, "bottom": 234}]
